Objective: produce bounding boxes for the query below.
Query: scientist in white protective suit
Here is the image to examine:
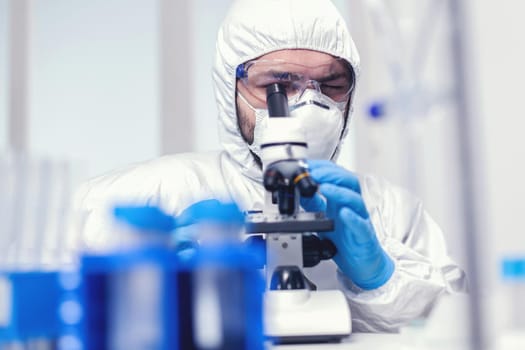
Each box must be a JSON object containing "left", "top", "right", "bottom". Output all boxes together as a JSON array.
[{"left": 74, "top": 0, "right": 467, "bottom": 332}]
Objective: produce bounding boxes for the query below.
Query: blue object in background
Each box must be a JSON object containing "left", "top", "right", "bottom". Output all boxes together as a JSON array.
[
  {"left": 368, "top": 101, "right": 386, "bottom": 119},
  {"left": 1, "top": 203, "right": 264, "bottom": 350},
  {"left": 176, "top": 244, "right": 265, "bottom": 350},
  {"left": 75, "top": 245, "right": 264, "bottom": 350},
  {"left": 500, "top": 257, "right": 525, "bottom": 332},
  {"left": 78, "top": 248, "right": 176, "bottom": 350},
  {"left": 0, "top": 272, "right": 62, "bottom": 342},
  {"left": 71, "top": 202, "right": 264, "bottom": 350}
]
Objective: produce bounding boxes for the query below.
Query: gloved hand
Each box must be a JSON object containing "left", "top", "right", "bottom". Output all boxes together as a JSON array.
[{"left": 301, "top": 160, "right": 394, "bottom": 290}]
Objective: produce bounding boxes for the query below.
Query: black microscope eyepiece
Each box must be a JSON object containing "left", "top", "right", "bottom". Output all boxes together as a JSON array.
[{"left": 266, "top": 83, "right": 290, "bottom": 117}]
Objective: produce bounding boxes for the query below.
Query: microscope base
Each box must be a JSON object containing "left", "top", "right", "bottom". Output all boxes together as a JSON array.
[{"left": 264, "top": 289, "right": 352, "bottom": 343}]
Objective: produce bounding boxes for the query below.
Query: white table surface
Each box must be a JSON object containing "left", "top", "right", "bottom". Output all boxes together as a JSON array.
[
  {"left": 268, "top": 332, "right": 470, "bottom": 350},
  {"left": 264, "top": 295, "right": 478, "bottom": 350}
]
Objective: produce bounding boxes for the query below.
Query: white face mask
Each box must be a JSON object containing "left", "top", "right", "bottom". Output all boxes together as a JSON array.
[{"left": 238, "top": 89, "right": 347, "bottom": 160}]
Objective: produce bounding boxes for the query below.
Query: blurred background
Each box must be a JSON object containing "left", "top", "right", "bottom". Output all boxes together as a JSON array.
[{"left": 0, "top": 0, "right": 524, "bottom": 349}]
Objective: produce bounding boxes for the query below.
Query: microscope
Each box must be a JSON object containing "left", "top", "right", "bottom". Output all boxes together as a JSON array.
[{"left": 245, "top": 84, "right": 352, "bottom": 343}]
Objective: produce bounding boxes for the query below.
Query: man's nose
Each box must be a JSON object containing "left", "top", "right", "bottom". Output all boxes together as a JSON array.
[
  {"left": 304, "top": 80, "right": 321, "bottom": 92},
  {"left": 295, "top": 80, "right": 321, "bottom": 100}
]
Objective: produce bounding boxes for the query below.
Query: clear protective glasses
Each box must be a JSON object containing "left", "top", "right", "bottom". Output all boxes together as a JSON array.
[{"left": 236, "top": 58, "right": 355, "bottom": 104}]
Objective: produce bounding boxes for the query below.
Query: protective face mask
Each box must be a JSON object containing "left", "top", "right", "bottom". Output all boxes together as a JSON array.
[{"left": 238, "top": 89, "right": 347, "bottom": 160}]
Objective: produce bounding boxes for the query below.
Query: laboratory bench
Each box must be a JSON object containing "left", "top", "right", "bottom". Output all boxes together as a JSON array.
[{"left": 269, "top": 333, "right": 470, "bottom": 350}]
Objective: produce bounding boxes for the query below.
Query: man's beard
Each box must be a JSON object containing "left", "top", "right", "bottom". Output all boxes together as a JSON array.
[
  {"left": 236, "top": 103, "right": 262, "bottom": 168},
  {"left": 236, "top": 104, "right": 255, "bottom": 145}
]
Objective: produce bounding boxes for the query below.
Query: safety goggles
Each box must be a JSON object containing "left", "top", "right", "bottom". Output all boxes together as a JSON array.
[{"left": 236, "top": 58, "right": 355, "bottom": 103}]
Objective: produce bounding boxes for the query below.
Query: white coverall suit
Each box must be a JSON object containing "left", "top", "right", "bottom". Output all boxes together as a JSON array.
[{"left": 74, "top": 0, "right": 467, "bottom": 332}]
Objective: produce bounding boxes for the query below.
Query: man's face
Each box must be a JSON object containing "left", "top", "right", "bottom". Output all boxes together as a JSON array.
[{"left": 235, "top": 49, "right": 352, "bottom": 145}]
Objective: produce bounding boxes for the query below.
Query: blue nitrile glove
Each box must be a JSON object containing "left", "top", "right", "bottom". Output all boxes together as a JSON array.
[{"left": 300, "top": 160, "right": 394, "bottom": 290}]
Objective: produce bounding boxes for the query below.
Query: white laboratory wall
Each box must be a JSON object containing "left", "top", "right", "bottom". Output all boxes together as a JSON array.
[
  {"left": 29, "top": 0, "right": 159, "bottom": 180},
  {"left": 468, "top": 0, "right": 525, "bottom": 344},
  {"left": 190, "top": 0, "right": 232, "bottom": 152},
  {"left": 0, "top": 0, "right": 7, "bottom": 151},
  {"left": 471, "top": 0, "right": 525, "bottom": 274}
]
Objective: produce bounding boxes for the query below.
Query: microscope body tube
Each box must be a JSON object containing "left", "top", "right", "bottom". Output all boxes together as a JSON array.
[
  {"left": 260, "top": 84, "right": 309, "bottom": 288},
  {"left": 261, "top": 84, "right": 308, "bottom": 215},
  {"left": 266, "top": 83, "right": 290, "bottom": 117}
]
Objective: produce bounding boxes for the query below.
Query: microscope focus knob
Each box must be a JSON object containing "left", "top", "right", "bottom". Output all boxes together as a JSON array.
[
  {"left": 294, "top": 171, "right": 318, "bottom": 198},
  {"left": 270, "top": 265, "right": 306, "bottom": 290},
  {"left": 302, "top": 235, "right": 337, "bottom": 268}
]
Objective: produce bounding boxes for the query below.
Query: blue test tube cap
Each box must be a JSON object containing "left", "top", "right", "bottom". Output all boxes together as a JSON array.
[
  {"left": 502, "top": 257, "right": 525, "bottom": 280},
  {"left": 175, "top": 199, "right": 244, "bottom": 228},
  {"left": 113, "top": 205, "right": 176, "bottom": 233}
]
